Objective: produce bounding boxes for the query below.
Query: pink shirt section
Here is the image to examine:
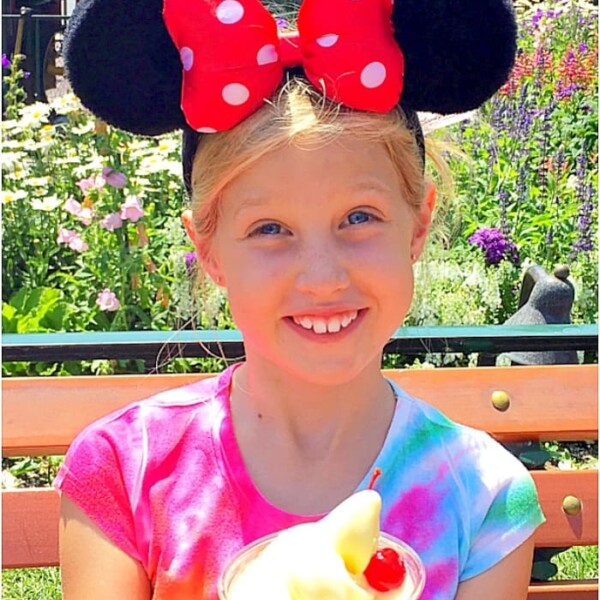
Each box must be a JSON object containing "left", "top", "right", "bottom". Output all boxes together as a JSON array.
[{"left": 55, "top": 365, "right": 320, "bottom": 599}]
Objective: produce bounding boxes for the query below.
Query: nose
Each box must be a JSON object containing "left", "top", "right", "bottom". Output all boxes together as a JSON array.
[{"left": 294, "top": 238, "right": 350, "bottom": 297}]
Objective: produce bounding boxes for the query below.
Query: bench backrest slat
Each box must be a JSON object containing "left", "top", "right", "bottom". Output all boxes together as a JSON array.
[
  {"left": 3, "top": 365, "right": 598, "bottom": 456},
  {"left": 527, "top": 581, "right": 599, "bottom": 599},
  {"left": 2, "top": 489, "right": 60, "bottom": 568},
  {"left": 531, "top": 470, "right": 598, "bottom": 547}
]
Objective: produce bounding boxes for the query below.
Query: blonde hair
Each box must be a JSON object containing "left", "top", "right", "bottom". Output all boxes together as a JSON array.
[{"left": 189, "top": 78, "right": 450, "bottom": 244}]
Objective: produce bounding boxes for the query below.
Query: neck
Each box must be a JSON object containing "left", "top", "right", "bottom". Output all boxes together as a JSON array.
[
  {"left": 230, "top": 357, "right": 394, "bottom": 458},
  {"left": 228, "top": 356, "right": 398, "bottom": 513}
]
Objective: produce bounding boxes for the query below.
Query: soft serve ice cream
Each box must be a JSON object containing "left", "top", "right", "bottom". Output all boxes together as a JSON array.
[{"left": 221, "top": 490, "right": 425, "bottom": 600}]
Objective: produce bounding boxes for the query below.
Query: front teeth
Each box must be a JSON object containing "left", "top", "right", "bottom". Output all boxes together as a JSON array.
[{"left": 293, "top": 311, "right": 358, "bottom": 334}]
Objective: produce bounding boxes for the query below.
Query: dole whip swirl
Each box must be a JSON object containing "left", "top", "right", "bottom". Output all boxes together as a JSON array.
[{"left": 227, "top": 490, "right": 420, "bottom": 600}]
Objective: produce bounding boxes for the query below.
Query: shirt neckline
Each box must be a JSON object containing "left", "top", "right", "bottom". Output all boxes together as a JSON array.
[{"left": 216, "top": 363, "right": 412, "bottom": 520}]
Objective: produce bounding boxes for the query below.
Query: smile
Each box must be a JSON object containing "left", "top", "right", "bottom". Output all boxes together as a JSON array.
[{"left": 291, "top": 310, "right": 359, "bottom": 334}]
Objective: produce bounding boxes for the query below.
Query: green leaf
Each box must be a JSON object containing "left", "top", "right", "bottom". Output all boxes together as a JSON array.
[
  {"left": 2, "top": 303, "right": 18, "bottom": 333},
  {"left": 531, "top": 560, "right": 558, "bottom": 581},
  {"left": 519, "top": 449, "right": 552, "bottom": 469}
]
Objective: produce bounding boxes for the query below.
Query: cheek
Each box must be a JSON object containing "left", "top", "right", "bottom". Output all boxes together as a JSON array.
[{"left": 220, "top": 249, "right": 289, "bottom": 317}]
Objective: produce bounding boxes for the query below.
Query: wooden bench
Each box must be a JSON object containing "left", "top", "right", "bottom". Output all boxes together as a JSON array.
[{"left": 3, "top": 359, "right": 598, "bottom": 599}]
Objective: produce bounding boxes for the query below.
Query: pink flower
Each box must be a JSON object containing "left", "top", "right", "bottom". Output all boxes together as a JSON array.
[
  {"left": 96, "top": 288, "right": 120, "bottom": 311},
  {"left": 120, "top": 196, "right": 145, "bottom": 222},
  {"left": 57, "top": 226, "right": 76, "bottom": 245},
  {"left": 68, "top": 236, "right": 89, "bottom": 252},
  {"left": 77, "top": 207, "right": 94, "bottom": 226},
  {"left": 102, "top": 167, "right": 128, "bottom": 189},
  {"left": 57, "top": 226, "right": 88, "bottom": 252},
  {"left": 100, "top": 212, "right": 123, "bottom": 231},
  {"left": 64, "top": 196, "right": 94, "bottom": 225},
  {"left": 64, "top": 196, "right": 82, "bottom": 216},
  {"left": 76, "top": 174, "right": 105, "bottom": 192}
]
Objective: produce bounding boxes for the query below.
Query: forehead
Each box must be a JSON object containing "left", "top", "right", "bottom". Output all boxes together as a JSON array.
[{"left": 221, "top": 136, "right": 401, "bottom": 203}]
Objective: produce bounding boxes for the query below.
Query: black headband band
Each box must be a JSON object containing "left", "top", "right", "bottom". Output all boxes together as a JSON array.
[{"left": 180, "top": 96, "right": 425, "bottom": 196}]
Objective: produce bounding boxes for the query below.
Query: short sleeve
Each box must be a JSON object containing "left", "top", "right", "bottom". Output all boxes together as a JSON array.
[
  {"left": 461, "top": 441, "right": 546, "bottom": 580},
  {"left": 54, "top": 407, "right": 145, "bottom": 563}
]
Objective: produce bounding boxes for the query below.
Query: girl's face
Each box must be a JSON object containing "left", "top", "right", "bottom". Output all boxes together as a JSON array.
[{"left": 185, "top": 136, "right": 435, "bottom": 386}]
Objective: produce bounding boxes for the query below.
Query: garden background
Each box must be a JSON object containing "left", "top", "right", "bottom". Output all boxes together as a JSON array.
[{"left": 2, "top": 0, "right": 598, "bottom": 597}]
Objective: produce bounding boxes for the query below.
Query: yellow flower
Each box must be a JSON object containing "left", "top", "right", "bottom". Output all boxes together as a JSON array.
[
  {"left": 158, "top": 138, "right": 179, "bottom": 154},
  {"left": 17, "top": 102, "right": 51, "bottom": 128},
  {"left": 1, "top": 151, "right": 27, "bottom": 169},
  {"left": 50, "top": 92, "right": 81, "bottom": 114},
  {"left": 2, "top": 190, "right": 27, "bottom": 204},
  {"left": 31, "top": 195, "right": 62, "bottom": 211},
  {"left": 71, "top": 121, "right": 94, "bottom": 135},
  {"left": 25, "top": 176, "right": 50, "bottom": 188}
]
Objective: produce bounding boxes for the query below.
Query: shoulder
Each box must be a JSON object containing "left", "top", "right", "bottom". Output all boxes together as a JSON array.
[
  {"left": 389, "top": 381, "right": 534, "bottom": 493},
  {"left": 73, "top": 367, "right": 234, "bottom": 444},
  {"left": 58, "top": 366, "right": 239, "bottom": 477}
]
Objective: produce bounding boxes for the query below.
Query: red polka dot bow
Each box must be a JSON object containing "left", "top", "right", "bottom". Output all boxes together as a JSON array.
[{"left": 163, "top": 0, "right": 405, "bottom": 132}]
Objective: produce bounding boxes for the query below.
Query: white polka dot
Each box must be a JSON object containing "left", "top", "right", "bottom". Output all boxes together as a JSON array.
[
  {"left": 360, "top": 62, "right": 386, "bottom": 88},
  {"left": 197, "top": 126, "right": 217, "bottom": 133},
  {"left": 180, "top": 47, "right": 194, "bottom": 71},
  {"left": 222, "top": 83, "right": 250, "bottom": 106},
  {"left": 316, "top": 34, "right": 339, "bottom": 48},
  {"left": 216, "top": 0, "right": 244, "bottom": 24},
  {"left": 256, "top": 44, "right": 278, "bottom": 65}
]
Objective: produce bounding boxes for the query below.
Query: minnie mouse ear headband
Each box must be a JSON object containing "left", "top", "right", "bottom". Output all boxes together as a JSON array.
[{"left": 63, "top": 0, "right": 517, "bottom": 193}]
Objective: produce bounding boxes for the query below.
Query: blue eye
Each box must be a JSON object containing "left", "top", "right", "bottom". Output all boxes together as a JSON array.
[
  {"left": 347, "top": 211, "right": 372, "bottom": 225},
  {"left": 252, "top": 222, "right": 282, "bottom": 236}
]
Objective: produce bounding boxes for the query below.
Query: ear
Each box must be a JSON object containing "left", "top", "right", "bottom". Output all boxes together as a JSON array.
[
  {"left": 181, "top": 209, "right": 225, "bottom": 287},
  {"left": 410, "top": 183, "right": 436, "bottom": 261}
]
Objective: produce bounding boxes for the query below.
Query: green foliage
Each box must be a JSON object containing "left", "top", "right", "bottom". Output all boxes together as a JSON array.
[
  {"left": 3, "top": 288, "right": 70, "bottom": 333},
  {"left": 2, "top": 53, "right": 28, "bottom": 119},
  {"left": 423, "top": 0, "right": 598, "bottom": 325}
]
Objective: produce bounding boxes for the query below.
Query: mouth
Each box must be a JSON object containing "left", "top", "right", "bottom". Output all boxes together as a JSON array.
[{"left": 288, "top": 309, "right": 362, "bottom": 335}]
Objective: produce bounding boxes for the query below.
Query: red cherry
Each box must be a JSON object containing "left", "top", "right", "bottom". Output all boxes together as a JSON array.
[{"left": 364, "top": 547, "right": 407, "bottom": 592}]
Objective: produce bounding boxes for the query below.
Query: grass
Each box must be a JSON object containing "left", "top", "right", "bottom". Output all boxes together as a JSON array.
[
  {"left": 552, "top": 546, "right": 599, "bottom": 581},
  {"left": 2, "top": 567, "right": 61, "bottom": 600}
]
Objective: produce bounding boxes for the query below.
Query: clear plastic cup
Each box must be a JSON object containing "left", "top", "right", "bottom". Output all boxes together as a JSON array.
[{"left": 218, "top": 531, "right": 426, "bottom": 599}]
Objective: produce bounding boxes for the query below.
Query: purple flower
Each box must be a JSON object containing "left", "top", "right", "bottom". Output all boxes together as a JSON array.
[
  {"left": 468, "top": 227, "right": 519, "bottom": 266},
  {"left": 531, "top": 9, "right": 544, "bottom": 27},
  {"left": 2, "top": 54, "right": 10, "bottom": 68},
  {"left": 102, "top": 167, "right": 128, "bottom": 189},
  {"left": 275, "top": 17, "right": 289, "bottom": 28},
  {"left": 185, "top": 251, "right": 197, "bottom": 276},
  {"left": 23, "top": 71, "right": 30, "bottom": 79}
]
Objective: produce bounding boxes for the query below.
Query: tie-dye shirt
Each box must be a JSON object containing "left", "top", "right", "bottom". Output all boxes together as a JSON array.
[{"left": 54, "top": 363, "right": 544, "bottom": 599}]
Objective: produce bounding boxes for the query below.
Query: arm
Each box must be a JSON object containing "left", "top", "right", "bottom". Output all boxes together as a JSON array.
[
  {"left": 59, "top": 495, "right": 152, "bottom": 600},
  {"left": 455, "top": 535, "right": 535, "bottom": 600}
]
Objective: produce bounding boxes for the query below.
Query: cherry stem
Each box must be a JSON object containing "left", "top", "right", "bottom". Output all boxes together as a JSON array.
[{"left": 368, "top": 467, "right": 382, "bottom": 490}]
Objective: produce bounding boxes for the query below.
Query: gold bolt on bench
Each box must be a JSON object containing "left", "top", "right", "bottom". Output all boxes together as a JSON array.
[
  {"left": 562, "top": 495, "right": 583, "bottom": 516},
  {"left": 491, "top": 390, "right": 511, "bottom": 412}
]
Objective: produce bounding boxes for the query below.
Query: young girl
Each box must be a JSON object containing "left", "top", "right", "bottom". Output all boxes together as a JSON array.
[{"left": 55, "top": 0, "right": 545, "bottom": 598}]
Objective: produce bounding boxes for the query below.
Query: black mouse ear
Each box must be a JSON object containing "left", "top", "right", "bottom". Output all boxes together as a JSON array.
[
  {"left": 393, "top": 0, "right": 518, "bottom": 114},
  {"left": 63, "top": 0, "right": 186, "bottom": 135}
]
